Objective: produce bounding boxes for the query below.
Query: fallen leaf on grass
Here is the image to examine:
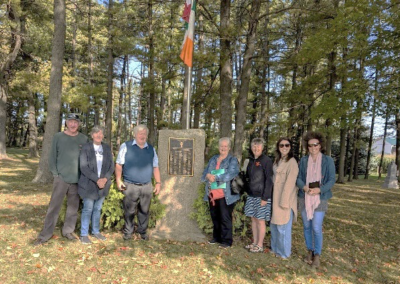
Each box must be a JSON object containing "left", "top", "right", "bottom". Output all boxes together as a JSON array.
[{"left": 33, "top": 253, "right": 40, "bottom": 258}]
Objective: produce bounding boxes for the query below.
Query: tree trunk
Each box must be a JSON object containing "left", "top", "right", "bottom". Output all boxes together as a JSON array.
[
  {"left": 337, "top": 124, "right": 347, "bottom": 183},
  {"left": 28, "top": 93, "right": 39, "bottom": 158},
  {"left": 396, "top": 110, "right": 400, "bottom": 182},
  {"left": 193, "top": 15, "right": 204, "bottom": 129},
  {"left": 116, "top": 56, "right": 127, "bottom": 150},
  {"left": 365, "top": 96, "right": 377, "bottom": 179},
  {"left": 147, "top": 0, "right": 156, "bottom": 144},
  {"left": 348, "top": 124, "right": 358, "bottom": 182},
  {"left": 233, "top": 0, "right": 261, "bottom": 161},
  {"left": 32, "top": 0, "right": 66, "bottom": 183},
  {"left": 378, "top": 108, "right": 389, "bottom": 179},
  {"left": 105, "top": 0, "right": 114, "bottom": 147},
  {"left": 219, "top": 0, "right": 232, "bottom": 138},
  {"left": 0, "top": 3, "right": 23, "bottom": 159},
  {"left": 344, "top": 128, "right": 351, "bottom": 177}
]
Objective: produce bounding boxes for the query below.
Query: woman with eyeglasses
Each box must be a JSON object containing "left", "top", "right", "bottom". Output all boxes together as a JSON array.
[
  {"left": 270, "top": 138, "right": 298, "bottom": 259},
  {"left": 296, "top": 131, "right": 335, "bottom": 268},
  {"left": 78, "top": 126, "right": 114, "bottom": 244}
]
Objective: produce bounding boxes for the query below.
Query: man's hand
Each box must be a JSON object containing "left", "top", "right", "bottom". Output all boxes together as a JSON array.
[
  {"left": 116, "top": 179, "right": 126, "bottom": 191},
  {"left": 153, "top": 183, "right": 161, "bottom": 195}
]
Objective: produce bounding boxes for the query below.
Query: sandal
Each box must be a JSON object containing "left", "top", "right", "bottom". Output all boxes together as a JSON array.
[
  {"left": 250, "top": 245, "right": 264, "bottom": 253},
  {"left": 245, "top": 243, "right": 256, "bottom": 249}
]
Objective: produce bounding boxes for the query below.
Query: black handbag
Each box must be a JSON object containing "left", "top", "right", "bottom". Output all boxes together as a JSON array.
[{"left": 231, "top": 171, "right": 247, "bottom": 195}]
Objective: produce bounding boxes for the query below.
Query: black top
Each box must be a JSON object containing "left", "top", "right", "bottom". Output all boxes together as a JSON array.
[
  {"left": 246, "top": 154, "right": 273, "bottom": 201},
  {"left": 78, "top": 142, "right": 114, "bottom": 200}
]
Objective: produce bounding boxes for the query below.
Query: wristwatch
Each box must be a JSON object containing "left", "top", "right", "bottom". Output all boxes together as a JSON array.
[{"left": 156, "top": 182, "right": 161, "bottom": 185}]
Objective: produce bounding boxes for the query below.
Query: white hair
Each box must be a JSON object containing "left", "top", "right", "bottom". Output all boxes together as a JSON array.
[
  {"left": 219, "top": 137, "right": 231, "bottom": 147},
  {"left": 90, "top": 125, "right": 104, "bottom": 135},
  {"left": 133, "top": 124, "right": 149, "bottom": 137}
]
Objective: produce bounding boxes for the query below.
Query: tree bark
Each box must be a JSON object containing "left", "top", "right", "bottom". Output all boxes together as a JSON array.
[
  {"left": 105, "top": 0, "right": 114, "bottom": 147},
  {"left": 219, "top": 0, "right": 233, "bottom": 138},
  {"left": 378, "top": 108, "right": 389, "bottom": 179},
  {"left": 365, "top": 91, "right": 377, "bottom": 179},
  {"left": 233, "top": 0, "right": 261, "bottom": 161},
  {"left": 337, "top": 123, "right": 347, "bottom": 183},
  {"left": 147, "top": 0, "right": 156, "bottom": 144},
  {"left": 0, "top": 3, "right": 23, "bottom": 159},
  {"left": 28, "top": 93, "right": 39, "bottom": 158},
  {"left": 33, "top": 0, "right": 66, "bottom": 183},
  {"left": 396, "top": 110, "right": 400, "bottom": 182}
]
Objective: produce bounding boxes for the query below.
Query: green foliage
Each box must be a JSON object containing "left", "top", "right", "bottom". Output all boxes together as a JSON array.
[
  {"left": 191, "top": 183, "right": 250, "bottom": 237},
  {"left": 59, "top": 182, "right": 166, "bottom": 232},
  {"left": 101, "top": 184, "right": 125, "bottom": 230},
  {"left": 369, "top": 155, "right": 394, "bottom": 175}
]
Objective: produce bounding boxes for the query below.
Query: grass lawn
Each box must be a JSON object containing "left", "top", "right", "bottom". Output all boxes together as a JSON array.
[{"left": 0, "top": 148, "right": 399, "bottom": 283}]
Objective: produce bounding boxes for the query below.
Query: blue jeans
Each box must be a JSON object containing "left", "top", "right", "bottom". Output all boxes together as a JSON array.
[
  {"left": 301, "top": 208, "right": 325, "bottom": 255},
  {"left": 270, "top": 210, "right": 293, "bottom": 258},
  {"left": 81, "top": 197, "right": 105, "bottom": 236}
]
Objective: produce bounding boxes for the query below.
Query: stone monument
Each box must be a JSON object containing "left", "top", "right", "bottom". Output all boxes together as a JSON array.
[
  {"left": 382, "top": 161, "right": 399, "bottom": 189},
  {"left": 151, "top": 129, "right": 206, "bottom": 242}
]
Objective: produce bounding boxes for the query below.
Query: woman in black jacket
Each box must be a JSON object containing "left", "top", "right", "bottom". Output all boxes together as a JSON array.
[
  {"left": 78, "top": 126, "right": 114, "bottom": 244},
  {"left": 244, "top": 138, "right": 273, "bottom": 253}
]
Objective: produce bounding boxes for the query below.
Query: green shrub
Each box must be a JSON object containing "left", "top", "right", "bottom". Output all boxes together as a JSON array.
[
  {"left": 58, "top": 182, "right": 166, "bottom": 232},
  {"left": 191, "top": 183, "right": 250, "bottom": 237},
  {"left": 101, "top": 183, "right": 125, "bottom": 230}
]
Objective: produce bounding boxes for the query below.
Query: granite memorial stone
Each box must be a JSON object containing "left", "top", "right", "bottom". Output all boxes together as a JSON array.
[{"left": 151, "top": 129, "right": 206, "bottom": 242}]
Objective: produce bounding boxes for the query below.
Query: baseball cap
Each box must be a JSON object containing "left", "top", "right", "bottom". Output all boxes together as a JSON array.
[{"left": 66, "top": 113, "right": 80, "bottom": 122}]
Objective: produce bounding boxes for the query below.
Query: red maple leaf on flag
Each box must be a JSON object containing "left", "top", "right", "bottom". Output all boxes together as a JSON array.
[{"left": 182, "top": 3, "right": 191, "bottom": 23}]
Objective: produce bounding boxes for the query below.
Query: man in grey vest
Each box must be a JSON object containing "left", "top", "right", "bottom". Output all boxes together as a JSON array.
[
  {"left": 115, "top": 124, "right": 161, "bottom": 241},
  {"left": 34, "top": 114, "right": 88, "bottom": 245}
]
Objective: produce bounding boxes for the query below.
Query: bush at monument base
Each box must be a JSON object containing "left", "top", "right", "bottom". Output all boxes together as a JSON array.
[
  {"left": 191, "top": 184, "right": 251, "bottom": 237},
  {"left": 58, "top": 182, "right": 166, "bottom": 232}
]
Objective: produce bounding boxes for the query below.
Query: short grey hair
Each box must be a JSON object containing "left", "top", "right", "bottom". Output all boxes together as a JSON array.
[
  {"left": 251, "top": 137, "right": 265, "bottom": 148},
  {"left": 90, "top": 125, "right": 104, "bottom": 135},
  {"left": 219, "top": 137, "right": 231, "bottom": 147},
  {"left": 133, "top": 124, "right": 149, "bottom": 137}
]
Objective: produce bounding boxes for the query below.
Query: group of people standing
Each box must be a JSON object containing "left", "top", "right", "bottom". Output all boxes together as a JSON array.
[
  {"left": 34, "top": 114, "right": 160, "bottom": 246},
  {"left": 33, "top": 113, "right": 335, "bottom": 269},
  {"left": 202, "top": 132, "right": 335, "bottom": 268}
]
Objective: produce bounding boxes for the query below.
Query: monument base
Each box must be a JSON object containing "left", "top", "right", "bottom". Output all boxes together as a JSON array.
[{"left": 151, "top": 129, "right": 207, "bottom": 242}]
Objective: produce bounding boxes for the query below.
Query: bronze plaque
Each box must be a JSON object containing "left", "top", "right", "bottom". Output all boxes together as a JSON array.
[{"left": 168, "top": 137, "right": 194, "bottom": 176}]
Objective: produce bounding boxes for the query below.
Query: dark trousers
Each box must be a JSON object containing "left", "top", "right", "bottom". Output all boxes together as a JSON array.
[
  {"left": 38, "top": 177, "right": 80, "bottom": 241},
  {"left": 209, "top": 198, "right": 235, "bottom": 246},
  {"left": 122, "top": 182, "right": 153, "bottom": 236}
]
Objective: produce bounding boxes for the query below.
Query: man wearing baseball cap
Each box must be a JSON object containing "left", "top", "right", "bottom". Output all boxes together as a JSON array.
[{"left": 34, "top": 113, "right": 88, "bottom": 245}]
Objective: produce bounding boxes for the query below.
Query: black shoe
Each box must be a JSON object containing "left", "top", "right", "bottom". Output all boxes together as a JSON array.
[
  {"left": 140, "top": 234, "right": 149, "bottom": 241},
  {"left": 33, "top": 239, "right": 47, "bottom": 246},
  {"left": 219, "top": 243, "right": 231, "bottom": 249},
  {"left": 92, "top": 233, "right": 106, "bottom": 241},
  {"left": 123, "top": 234, "right": 132, "bottom": 240},
  {"left": 208, "top": 239, "right": 218, "bottom": 245},
  {"left": 63, "top": 233, "right": 77, "bottom": 241},
  {"left": 80, "top": 236, "right": 92, "bottom": 245}
]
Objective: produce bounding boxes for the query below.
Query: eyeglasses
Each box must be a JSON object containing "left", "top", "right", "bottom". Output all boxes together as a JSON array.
[
  {"left": 308, "top": 143, "right": 320, "bottom": 148},
  {"left": 279, "top": 144, "right": 290, "bottom": 148}
]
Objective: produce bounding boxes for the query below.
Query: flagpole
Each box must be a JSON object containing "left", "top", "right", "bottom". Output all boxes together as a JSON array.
[{"left": 186, "top": 67, "right": 192, "bottom": 129}]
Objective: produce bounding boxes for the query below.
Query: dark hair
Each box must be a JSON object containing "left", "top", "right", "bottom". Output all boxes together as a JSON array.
[
  {"left": 274, "top": 137, "right": 294, "bottom": 164},
  {"left": 303, "top": 131, "right": 326, "bottom": 154}
]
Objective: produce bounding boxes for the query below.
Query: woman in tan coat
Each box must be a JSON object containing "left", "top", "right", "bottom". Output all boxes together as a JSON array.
[{"left": 270, "top": 137, "right": 299, "bottom": 259}]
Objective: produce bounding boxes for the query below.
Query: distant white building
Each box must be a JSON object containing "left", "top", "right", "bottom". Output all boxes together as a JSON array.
[{"left": 372, "top": 137, "right": 396, "bottom": 155}]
